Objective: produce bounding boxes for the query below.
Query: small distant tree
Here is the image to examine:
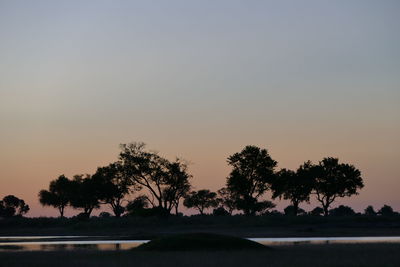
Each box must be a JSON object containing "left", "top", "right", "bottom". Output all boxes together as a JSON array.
[
  {"left": 364, "top": 205, "right": 377, "bottom": 216},
  {"left": 0, "top": 195, "right": 30, "bottom": 217},
  {"left": 69, "top": 174, "right": 100, "bottom": 217},
  {"left": 217, "top": 187, "right": 236, "bottom": 214},
  {"left": 313, "top": 158, "right": 363, "bottom": 216},
  {"left": 226, "top": 145, "right": 277, "bottom": 215},
  {"left": 183, "top": 190, "right": 219, "bottom": 215},
  {"left": 310, "top": 207, "right": 324, "bottom": 216},
  {"left": 378, "top": 205, "right": 396, "bottom": 216},
  {"left": 272, "top": 161, "right": 315, "bottom": 216},
  {"left": 329, "top": 205, "right": 356, "bottom": 216},
  {"left": 38, "top": 175, "right": 73, "bottom": 217}
]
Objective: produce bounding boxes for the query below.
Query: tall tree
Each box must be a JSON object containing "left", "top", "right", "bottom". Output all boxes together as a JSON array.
[
  {"left": 226, "top": 145, "right": 277, "bottom": 215},
  {"left": 92, "top": 162, "right": 134, "bottom": 217},
  {"left": 183, "top": 189, "right": 219, "bottom": 215},
  {"left": 119, "top": 142, "right": 192, "bottom": 214},
  {"left": 38, "top": 175, "right": 72, "bottom": 217},
  {"left": 271, "top": 161, "right": 315, "bottom": 216},
  {"left": 0, "top": 195, "right": 29, "bottom": 217},
  {"left": 313, "top": 157, "right": 364, "bottom": 216},
  {"left": 69, "top": 174, "right": 100, "bottom": 217}
]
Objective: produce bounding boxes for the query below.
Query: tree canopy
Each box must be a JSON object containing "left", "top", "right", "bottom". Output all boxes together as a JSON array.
[
  {"left": 313, "top": 157, "right": 364, "bottom": 216},
  {"left": 272, "top": 161, "right": 315, "bottom": 216},
  {"left": 183, "top": 189, "right": 219, "bottom": 215},
  {"left": 92, "top": 162, "right": 133, "bottom": 217},
  {"left": 226, "top": 145, "right": 277, "bottom": 215},
  {"left": 119, "top": 142, "right": 192, "bottom": 213},
  {"left": 38, "top": 175, "right": 73, "bottom": 217},
  {"left": 0, "top": 195, "right": 29, "bottom": 217}
]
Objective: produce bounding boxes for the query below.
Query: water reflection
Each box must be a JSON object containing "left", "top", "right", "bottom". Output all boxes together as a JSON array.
[
  {"left": 1, "top": 236, "right": 400, "bottom": 252},
  {"left": 0, "top": 239, "right": 147, "bottom": 252}
]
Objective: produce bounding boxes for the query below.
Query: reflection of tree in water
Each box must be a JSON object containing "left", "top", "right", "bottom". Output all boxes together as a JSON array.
[
  {"left": 0, "top": 245, "right": 24, "bottom": 251},
  {"left": 41, "top": 244, "right": 68, "bottom": 251},
  {"left": 72, "top": 244, "right": 98, "bottom": 250}
]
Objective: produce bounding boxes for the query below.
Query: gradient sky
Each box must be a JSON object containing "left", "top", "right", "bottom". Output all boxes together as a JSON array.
[{"left": 1, "top": 0, "right": 399, "bottom": 217}]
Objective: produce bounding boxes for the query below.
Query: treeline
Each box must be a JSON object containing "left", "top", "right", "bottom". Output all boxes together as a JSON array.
[{"left": 1, "top": 143, "right": 397, "bottom": 219}]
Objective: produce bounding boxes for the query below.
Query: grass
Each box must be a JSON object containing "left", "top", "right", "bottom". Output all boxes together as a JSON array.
[
  {"left": 1, "top": 243, "right": 400, "bottom": 267},
  {"left": 135, "top": 233, "right": 267, "bottom": 251}
]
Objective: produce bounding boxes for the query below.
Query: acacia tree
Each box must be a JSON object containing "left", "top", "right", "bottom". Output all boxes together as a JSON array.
[
  {"left": 92, "top": 162, "right": 134, "bottom": 217},
  {"left": 69, "top": 174, "right": 100, "bottom": 217},
  {"left": 217, "top": 187, "right": 236, "bottom": 214},
  {"left": 163, "top": 160, "right": 191, "bottom": 214},
  {"left": 119, "top": 142, "right": 192, "bottom": 214},
  {"left": 183, "top": 189, "right": 219, "bottom": 215},
  {"left": 226, "top": 145, "right": 277, "bottom": 215},
  {"left": 271, "top": 161, "right": 315, "bottom": 216},
  {"left": 313, "top": 157, "right": 364, "bottom": 216},
  {"left": 38, "top": 175, "right": 72, "bottom": 217},
  {"left": 0, "top": 195, "right": 30, "bottom": 217}
]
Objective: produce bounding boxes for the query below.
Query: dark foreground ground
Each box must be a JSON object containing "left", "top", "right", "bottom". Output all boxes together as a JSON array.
[
  {"left": 1, "top": 243, "right": 400, "bottom": 267},
  {"left": 1, "top": 215, "right": 400, "bottom": 238}
]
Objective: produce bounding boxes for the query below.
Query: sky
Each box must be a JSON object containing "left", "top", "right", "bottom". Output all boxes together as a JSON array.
[{"left": 0, "top": 0, "right": 399, "bottom": 217}]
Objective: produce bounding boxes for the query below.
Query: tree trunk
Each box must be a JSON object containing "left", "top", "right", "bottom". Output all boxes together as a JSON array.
[
  {"left": 323, "top": 204, "right": 329, "bottom": 216},
  {"left": 59, "top": 206, "right": 64, "bottom": 218},
  {"left": 293, "top": 201, "right": 299, "bottom": 216},
  {"left": 175, "top": 203, "right": 179, "bottom": 215}
]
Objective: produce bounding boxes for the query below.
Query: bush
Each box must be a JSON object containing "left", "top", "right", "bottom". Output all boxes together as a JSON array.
[
  {"left": 284, "top": 205, "right": 306, "bottom": 216},
  {"left": 329, "top": 205, "right": 355, "bottom": 216},
  {"left": 378, "top": 205, "right": 397, "bottom": 216},
  {"left": 309, "top": 207, "right": 324, "bottom": 216},
  {"left": 212, "top": 207, "right": 230, "bottom": 216}
]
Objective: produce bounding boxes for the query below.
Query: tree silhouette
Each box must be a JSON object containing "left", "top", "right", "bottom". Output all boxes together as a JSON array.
[
  {"left": 272, "top": 161, "right": 315, "bottom": 216},
  {"left": 284, "top": 205, "right": 306, "bottom": 216},
  {"left": 0, "top": 195, "right": 29, "bottom": 217},
  {"left": 226, "top": 145, "right": 277, "bottom": 215},
  {"left": 163, "top": 159, "right": 192, "bottom": 214},
  {"left": 364, "top": 205, "right": 377, "bottom": 216},
  {"left": 329, "top": 205, "right": 356, "bottom": 216},
  {"left": 69, "top": 174, "right": 100, "bottom": 217},
  {"left": 313, "top": 157, "right": 363, "bottom": 216},
  {"left": 183, "top": 189, "right": 219, "bottom": 215},
  {"left": 217, "top": 187, "right": 236, "bottom": 215},
  {"left": 38, "top": 175, "right": 72, "bottom": 217},
  {"left": 119, "top": 142, "right": 192, "bottom": 214},
  {"left": 125, "top": 195, "right": 150, "bottom": 216},
  {"left": 92, "top": 162, "right": 133, "bottom": 217},
  {"left": 212, "top": 207, "right": 230, "bottom": 216},
  {"left": 378, "top": 205, "right": 396, "bottom": 216},
  {"left": 310, "top": 207, "right": 324, "bottom": 216}
]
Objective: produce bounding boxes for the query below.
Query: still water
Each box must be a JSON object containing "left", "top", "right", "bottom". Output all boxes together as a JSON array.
[{"left": 1, "top": 236, "right": 400, "bottom": 252}]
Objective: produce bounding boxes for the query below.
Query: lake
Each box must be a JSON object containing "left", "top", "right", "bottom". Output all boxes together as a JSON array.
[{"left": 1, "top": 236, "right": 400, "bottom": 252}]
